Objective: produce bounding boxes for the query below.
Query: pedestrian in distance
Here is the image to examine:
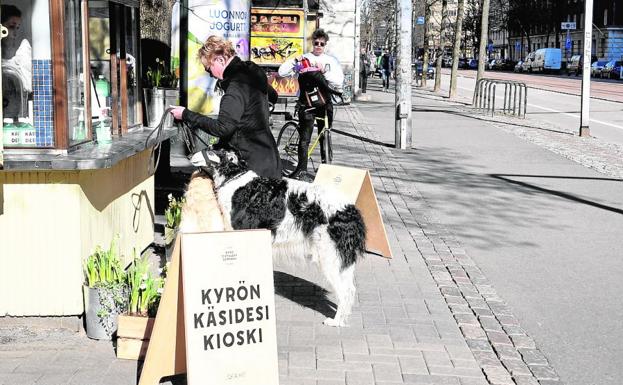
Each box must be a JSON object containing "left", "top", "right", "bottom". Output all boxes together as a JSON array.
[
  {"left": 359, "top": 48, "right": 370, "bottom": 93},
  {"left": 169, "top": 36, "right": 281, "bottom": 179},
  {"left": 381, "top": 48, "right": 393, "bottom": 92},
  {"left": 278, "top": 28, "right": 344, "bottom": 179}
]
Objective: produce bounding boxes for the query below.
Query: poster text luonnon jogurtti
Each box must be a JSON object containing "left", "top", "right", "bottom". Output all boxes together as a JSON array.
[
  {"left": 203, "top": 8, "right": 248, "bottom": 32},
  {"left": 193, "top": 282, "right": 270, "bottom": 350}
]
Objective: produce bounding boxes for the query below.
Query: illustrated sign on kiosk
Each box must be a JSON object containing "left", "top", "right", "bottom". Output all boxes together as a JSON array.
[
  {"left": 138, "top": 231, "right": 279, "bottom": 385},
  {"left": 250, "top": 8, "right": 305, "bottom": 97}
]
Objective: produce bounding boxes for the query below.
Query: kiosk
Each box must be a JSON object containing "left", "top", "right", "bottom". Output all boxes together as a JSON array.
[{"left": 0, "top": 0, "right": 175, "bottom": 316}]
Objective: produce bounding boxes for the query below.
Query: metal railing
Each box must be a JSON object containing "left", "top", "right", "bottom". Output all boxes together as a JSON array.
[{"left": 473, "top": 78, "right": 527, "bottom": 118}]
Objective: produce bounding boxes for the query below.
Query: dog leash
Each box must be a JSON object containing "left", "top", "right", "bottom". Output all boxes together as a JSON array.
[{"left": 144, "top": 108, "right": 214, "bottom": 175}]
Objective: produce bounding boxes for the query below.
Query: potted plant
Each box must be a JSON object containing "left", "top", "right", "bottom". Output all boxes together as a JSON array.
[
  {"left": 164, "top": 193, "right": 184, "bottom": 261},
  {"left": 83, "top": 237, "right": 127, "bottom": 340},
  {"left": 117, "top": 251, "right": 166, "bottom": 360},
  {"left": 143, "top": 58, "right": 179, "bottom": 127}
]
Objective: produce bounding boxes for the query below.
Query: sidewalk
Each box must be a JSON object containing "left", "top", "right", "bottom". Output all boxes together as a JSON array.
[{"left": 1, "top": 81, "right": 565, "bottom": 385}]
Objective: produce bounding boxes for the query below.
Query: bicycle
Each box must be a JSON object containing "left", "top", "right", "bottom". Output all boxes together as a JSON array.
[{"left": 276, "top": 92, "right": 342, "bottom": 177}]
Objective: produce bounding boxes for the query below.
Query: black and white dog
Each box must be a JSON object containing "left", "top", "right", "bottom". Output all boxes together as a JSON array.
[{"left": 190, "top": 149, "right": 366, "bottom": 327}]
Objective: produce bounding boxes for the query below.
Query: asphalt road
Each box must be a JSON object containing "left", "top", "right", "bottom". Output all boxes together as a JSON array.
[
  {"left": 360, "top": 79, "right": 623, "bottom": 385},
  {"left": 439, "top": 69, "right": 623, "bottom": 145}
]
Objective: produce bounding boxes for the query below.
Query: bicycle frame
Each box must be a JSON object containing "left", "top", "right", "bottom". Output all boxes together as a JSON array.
[{"left": 306, "top": 112, "right": 330, "bottom": 158}]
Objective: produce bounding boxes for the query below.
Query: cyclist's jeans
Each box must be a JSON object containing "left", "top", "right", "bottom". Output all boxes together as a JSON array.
[{"left": 293, "top": 103, "right": 333, "bottom": 174}]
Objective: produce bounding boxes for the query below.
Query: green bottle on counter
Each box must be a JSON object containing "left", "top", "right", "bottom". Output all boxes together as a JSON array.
[
  {"left": 3, "top": 118, "right": 20, "bottom": 146},
  {"left": 17, "top": 118, "right": 36, "bottom": 146},
  {"left": 95, "top": 75, "right": 110, "bottom": 100}
]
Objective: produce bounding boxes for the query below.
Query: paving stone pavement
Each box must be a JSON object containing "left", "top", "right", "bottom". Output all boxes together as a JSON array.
[{"left": 0, "top": 82, "right": 573, "bottom": 385}]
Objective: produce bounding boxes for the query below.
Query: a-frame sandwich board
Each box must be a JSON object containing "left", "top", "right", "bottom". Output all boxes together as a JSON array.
[
  {"left": 314, "top": 164, "right": 392, "bottom": 258},
  {"left": 138, "top": 235, "right": 187, "bottom": 384}
]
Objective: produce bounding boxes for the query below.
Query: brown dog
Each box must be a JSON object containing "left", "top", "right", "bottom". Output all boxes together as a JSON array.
[{"left": 179, "top": 171, "right": 230, "bottom": 233}]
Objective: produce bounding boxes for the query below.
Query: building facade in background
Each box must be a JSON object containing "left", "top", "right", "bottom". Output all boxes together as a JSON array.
[{"left": 506, "top": 0, "right": 623, "bottom": 62}]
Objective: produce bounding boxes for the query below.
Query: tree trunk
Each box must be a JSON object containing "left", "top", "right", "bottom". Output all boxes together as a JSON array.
[
  {"left": 476, "top": 0, "right": 490, "bottom": 82},
  {"left": 434, "top": 0, "right": 448, "bottom": 92},
  {"left": 449, "top": 0, "right": 465, "bottom": 98},
  {"left": 422, "top": 0, "right": 431, "bottom": 87},
  {"left": 140, "top": 0, "right": 177, "bottom": 44}
]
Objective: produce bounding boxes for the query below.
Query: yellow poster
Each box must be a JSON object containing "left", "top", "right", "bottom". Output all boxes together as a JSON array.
[
  {"left": 250, "top": 8, "right": 305, "bottom": 38},
  {"left": 250, "top": 37, "right": 303, "bottom": 65}
]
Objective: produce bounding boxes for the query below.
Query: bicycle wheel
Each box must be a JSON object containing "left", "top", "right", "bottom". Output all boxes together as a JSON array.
[{"left": 277, "top": 121, "right": 300, "bottom": 176}]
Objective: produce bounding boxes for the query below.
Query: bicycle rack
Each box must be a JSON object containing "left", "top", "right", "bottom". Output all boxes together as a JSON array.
[{"left": 473, "top": 78, "right": 527, "bottom": 118}]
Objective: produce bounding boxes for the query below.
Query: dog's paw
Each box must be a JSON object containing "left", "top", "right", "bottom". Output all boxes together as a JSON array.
[{"left": 323, "top": 317, "right": 345, "bottom": 327}]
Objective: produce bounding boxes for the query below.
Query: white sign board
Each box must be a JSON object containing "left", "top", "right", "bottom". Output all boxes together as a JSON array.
[
  {"left": 561, "top": 22, "right": 576, "bottom": 30},
  {"left": 181, "top": 231, "right": 279, "bottom": 385}
]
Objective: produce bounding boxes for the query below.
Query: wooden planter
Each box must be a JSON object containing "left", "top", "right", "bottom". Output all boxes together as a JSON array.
[{"left": 116, "top": 314, "right": 155, "bottom": 360}]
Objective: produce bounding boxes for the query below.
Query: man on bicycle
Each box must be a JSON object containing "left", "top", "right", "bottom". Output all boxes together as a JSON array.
[{"left": 278, "top": 28, "right": 344, "bottom": 179}]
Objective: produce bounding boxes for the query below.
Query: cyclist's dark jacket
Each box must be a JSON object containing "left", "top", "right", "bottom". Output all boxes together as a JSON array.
[{"left": 182, "top": 57, "right": 281, "bottom": 178}]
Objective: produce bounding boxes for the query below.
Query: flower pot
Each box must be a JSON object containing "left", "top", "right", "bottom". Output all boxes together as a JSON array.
[
  {"left": 84, "top": 285, "right": 127, "bottom": 340},
  {"left": 143, "top": 88, "right": 179, "bottom": 128},
  {"left": 116, "top": 314, "right": 155, "bottom": 360}
]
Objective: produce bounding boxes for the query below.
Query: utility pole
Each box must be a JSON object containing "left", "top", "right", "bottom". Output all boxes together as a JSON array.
[
  {"left": 476, "top": 0, "right": 490, "bottom": 82},
  {"left": 579, "top": 0, "right": 593, "bottom": 137},
  {"left": 395, "top": 0, "right": 412, "bottom": 149}
]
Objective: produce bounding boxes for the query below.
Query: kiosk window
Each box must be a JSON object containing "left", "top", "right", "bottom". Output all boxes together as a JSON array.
[
  {"left": 1, "top": 1, "right": 46, "bottom": 148},
  {"left": 65, "top": 0, "right": 90, "bottom": 145}
]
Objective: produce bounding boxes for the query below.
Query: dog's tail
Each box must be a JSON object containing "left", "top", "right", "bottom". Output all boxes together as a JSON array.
[{"left": 327, "top": 205, "right": 366, "bottom": 270}]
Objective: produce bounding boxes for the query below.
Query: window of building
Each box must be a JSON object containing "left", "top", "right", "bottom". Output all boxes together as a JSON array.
[
  {"left": 604, "top": 9, "right": 608, "bottom": 25},
  {"left": 2, "top": 0, "right": 51, "bottom": 147}
]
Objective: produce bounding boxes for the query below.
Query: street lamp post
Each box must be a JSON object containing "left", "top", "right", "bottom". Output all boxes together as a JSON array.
[
  {"left": 580, "top": 0, "right": 593, "bottom": 137},
  {"left": 395, "top": 0, "right": 412, "bottom": 149}
]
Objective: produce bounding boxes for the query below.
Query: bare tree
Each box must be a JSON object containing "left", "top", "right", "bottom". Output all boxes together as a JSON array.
[
  {"left": 434, "top": 0, "right": 448, "bottom": 92},
  {"left": 421, "top": 0, "right": 432, "bottom": 87},
  {"left": 141, "top": 0, "right": 177, "bottom": 43},
  {"left": 449, "top": 0, "right": 465, "bottom": 98},
  {"left": 476, "top": 0, "right": 490, "bottom": 81}
]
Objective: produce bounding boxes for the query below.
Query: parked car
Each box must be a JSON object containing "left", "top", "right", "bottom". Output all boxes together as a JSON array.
[
  {"left": 468, "top": 59, "right": 479, "bottom": 69},
  {"left": 530, "top": 48, "right": 562, "bottom": 72},
  {"left": 514, "top": 60, "right": 524, "bottom": 72},
  {"left": 601, "top": 60, "right": 617, "bottom": 78},
  {"left": 607, "top": 60, "right": 623, "bottom": 79},
  {"left": 442, "top": 56, "right": 453, "bottom": 67},
  {"left": 566, "top": 55, "right": 582, "bottom": 76},
  {"left": 485, "top": 59, "right": 496, "bottom": 70},
  {"left": 412, "top": 62, "right": 435, "bottom": 80},
  {"left": 458, "top": 57, "right": 469, "bottom": 69},
  {"left": 522, "top": 53, "right": 535, "bottom": 72},
  {"left": 591, "top": 60, "right": 609, "bottom": 77},
  {"left": 495, "top": 59, "right": 516, "bottom": 71}
]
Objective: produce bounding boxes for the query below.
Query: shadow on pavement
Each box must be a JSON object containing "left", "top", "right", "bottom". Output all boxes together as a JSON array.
[
  {"left": 273, "top": 271, "right": 336, "bottom": 318},
  {"left": 491, "top": 174, "right": 623, "bottom": 215}
]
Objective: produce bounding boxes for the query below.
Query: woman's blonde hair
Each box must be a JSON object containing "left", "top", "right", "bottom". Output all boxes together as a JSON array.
[{"left": 197, "top": 36, "right": 236, "bottom": 63}]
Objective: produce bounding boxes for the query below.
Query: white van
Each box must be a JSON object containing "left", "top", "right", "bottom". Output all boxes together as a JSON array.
[{"left": 529, "top": 48, "right": 562, "bottom": 72}]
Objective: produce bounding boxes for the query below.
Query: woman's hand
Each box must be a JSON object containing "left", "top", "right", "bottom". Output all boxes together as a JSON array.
[{"left": 169, "top": 106, "right": 185, "bottom": 120}]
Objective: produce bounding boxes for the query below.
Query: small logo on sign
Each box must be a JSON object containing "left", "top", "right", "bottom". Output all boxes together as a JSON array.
[
  {"left": 333, "top": 176, "right": 342, "bottom": 184},
  {"left": 221, "top": 247, "right": 237, "bottom": 263}
]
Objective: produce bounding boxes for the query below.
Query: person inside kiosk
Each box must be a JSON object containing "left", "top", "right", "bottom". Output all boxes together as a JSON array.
[
  {"left": 2, "top": 4, "right": 33, "bottom": 126},
  {"left": 170, "top": 36, "right": 281, "bottom": 179}
]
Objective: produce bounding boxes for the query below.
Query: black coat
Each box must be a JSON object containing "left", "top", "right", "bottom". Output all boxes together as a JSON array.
[{"left": 182, "top": 57, "right": 281, "bottom": 178}]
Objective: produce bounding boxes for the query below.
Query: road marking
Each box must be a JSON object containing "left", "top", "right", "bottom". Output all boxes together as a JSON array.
[{"left": 528, "top": 103, "right": 623, "bottom": 130}]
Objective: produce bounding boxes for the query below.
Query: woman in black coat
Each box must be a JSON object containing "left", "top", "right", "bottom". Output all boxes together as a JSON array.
[{"left": 170, "top": 36, "right": 281, "bottom": 178}]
